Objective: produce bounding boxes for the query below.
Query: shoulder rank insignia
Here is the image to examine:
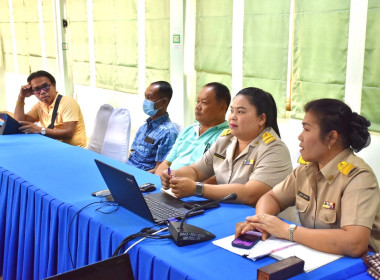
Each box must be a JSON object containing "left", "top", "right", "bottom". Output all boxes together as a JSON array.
[
  {"left": 337, "top": 162, "right": 356, "bottom": 176},
  {"left": 262, "top": 132, "right": 276, "bottom": 145},
  {"left": 297, "top": 156, "right": 309, "bottom": 165},
  {"left": 221, "top": 129, "right": 231, "bottom": 136}
]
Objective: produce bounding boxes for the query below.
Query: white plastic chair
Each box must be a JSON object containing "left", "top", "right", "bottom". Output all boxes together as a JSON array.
[
  {"left": 101, "top": 107, "right": 131, "bottom": 162},
  {"left": 172, "top": 122, "right": 182, "bottom": 133},
  {"left": 87, "top": 104, "right": 114, "bottom": 153}
]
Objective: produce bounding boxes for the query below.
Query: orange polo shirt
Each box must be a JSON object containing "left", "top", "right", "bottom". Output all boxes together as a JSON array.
[{"left": 28, "top": 94, "right": 87, "bottom": 147}]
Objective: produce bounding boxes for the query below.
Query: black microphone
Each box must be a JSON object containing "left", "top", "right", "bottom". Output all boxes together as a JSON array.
[
  {"left": 179, "top": 193, "right": 237, "bottom": 231},
  {"left": 169, "top": 193, "right": 237, "bottom": 246}
]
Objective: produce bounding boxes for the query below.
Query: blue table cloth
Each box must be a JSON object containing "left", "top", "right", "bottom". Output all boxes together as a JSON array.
[{"left": 0, "top": 134, "right": 368, "bottom": 279}]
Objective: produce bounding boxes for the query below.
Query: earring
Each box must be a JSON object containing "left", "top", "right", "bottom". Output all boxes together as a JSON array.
[{"left": 328, "top": 145, "right": 331, "bottom": 150}]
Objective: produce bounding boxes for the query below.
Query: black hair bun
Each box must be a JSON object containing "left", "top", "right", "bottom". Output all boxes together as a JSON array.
[{"left": 350, "top": 112, "right": 371, "bottom": 152}]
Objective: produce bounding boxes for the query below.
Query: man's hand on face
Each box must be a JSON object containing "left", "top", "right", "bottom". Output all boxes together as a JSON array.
[{"left": 19, "top": 84, "right": 34, "bottom": 99}]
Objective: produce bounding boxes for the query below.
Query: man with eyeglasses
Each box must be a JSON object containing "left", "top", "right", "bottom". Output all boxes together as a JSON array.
[{"left": 14, "top": 70, "right": 87, "bottom": 147}]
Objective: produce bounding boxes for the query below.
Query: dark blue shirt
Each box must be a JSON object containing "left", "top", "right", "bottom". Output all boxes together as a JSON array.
[{"left": 126, "top": 113, "right": 178, "bottom": 171}]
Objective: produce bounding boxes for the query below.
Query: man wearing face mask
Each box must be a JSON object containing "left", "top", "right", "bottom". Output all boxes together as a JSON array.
[{"left": 126, "top": 81, "right": 178, "bottom": 173}]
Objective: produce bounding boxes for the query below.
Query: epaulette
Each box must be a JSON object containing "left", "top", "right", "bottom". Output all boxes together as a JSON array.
[
  {"left": 297, "top": 155, "right": 309, "bottom": 165},
  {"left": 262, "top": 132, "right": 276, "bottom": 145},
  {"left": 221, "top": 129, "right": 231, "bottom": 136},
  {"left": 337, "top": 161, "right": 357, "bottom": 176}
]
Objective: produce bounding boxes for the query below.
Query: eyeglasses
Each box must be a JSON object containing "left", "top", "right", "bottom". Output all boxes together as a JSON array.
[{"left": 32, "top": 84, "right": 51, "bottom": 94}]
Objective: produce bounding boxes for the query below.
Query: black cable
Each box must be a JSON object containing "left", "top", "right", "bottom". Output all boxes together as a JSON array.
[
  {"left": 113, "top": 233, "right": 171, "bottom": 256},
  {"left": 96, "top": 198, "right": 119, "bottom": 213},
  {"left": 112, "top": 226, "right": 171, "bottom": 257},
  {"left": 67, "top": 200, "right": 119, "bottom": 269},
  {"left": 67, "top": 200, "right": 171, "bottom": 267}
]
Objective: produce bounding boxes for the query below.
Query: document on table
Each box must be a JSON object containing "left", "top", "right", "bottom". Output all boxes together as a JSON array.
[
  {"left": 212, "top": 235, "right": 343, "bottom": 272},
  {"left": 160, "top": 187, "right": 178, "bottom": 198}
]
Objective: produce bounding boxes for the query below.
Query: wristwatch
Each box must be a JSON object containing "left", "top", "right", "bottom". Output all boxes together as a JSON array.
[
  {"left": 40, "top": 127, "right": 46, "bottom": 135},
  {"left": 195, "top": 182, "right": 204, "bottom": 197},
  {"left": 289, "top": 224, "right": 297, "bottom": 242}
]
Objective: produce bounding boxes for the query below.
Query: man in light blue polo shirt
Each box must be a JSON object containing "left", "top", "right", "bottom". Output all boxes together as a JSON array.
[{"left": 155, "top": 82, "right": 230, "bottom": 175}]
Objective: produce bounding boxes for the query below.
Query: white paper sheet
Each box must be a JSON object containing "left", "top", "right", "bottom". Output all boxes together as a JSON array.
[
  {"left": 160, "top": 187, "right": 178, "bottom": 198},
  {"left": 212, "top": 235, "right": 343, "bottom": 272}
]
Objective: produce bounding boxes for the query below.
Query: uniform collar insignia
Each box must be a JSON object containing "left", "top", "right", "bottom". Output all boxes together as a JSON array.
[
  {"left": 221, "top": 129, "right": 231, "bottom": 136},
  {"left": 297, "top": 155, "right": 309, "bottom": 165},
  {"left": 337, "top": 161, "right": 356, "bottom": 176},
  {"left": 262, "top": 132, "right": 276, "bottom": 145}
]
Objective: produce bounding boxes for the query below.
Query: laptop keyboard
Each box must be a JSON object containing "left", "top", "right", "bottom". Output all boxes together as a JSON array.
[{"left": 144, "top": 196, "right": 184, "bottom": 220}]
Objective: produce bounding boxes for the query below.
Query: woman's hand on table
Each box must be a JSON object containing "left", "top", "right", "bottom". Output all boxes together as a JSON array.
[{"left": 235, "top": 214, "right": 289, "bottom": 241}]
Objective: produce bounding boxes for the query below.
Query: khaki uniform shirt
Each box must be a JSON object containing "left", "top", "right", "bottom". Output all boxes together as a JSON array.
[
  {"left": 273, "top": 148, "right": 380, "bottom": 252},
  {"left": 194, "top": 127, "right": 293, "bottom": 187},
  {"left": 28, "top": 94, "right": 87, "bottom": 147}
]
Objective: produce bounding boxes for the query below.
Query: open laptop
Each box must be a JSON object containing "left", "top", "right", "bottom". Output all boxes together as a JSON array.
[
  {"left": 94, "top": 159, "right": 203, "bottom": 224},
  {"left": 44, "top": 253, "right": 134, "bottom": 280},
  {"left": 0, "top": 113, "right": 21, "bottom": 135}
]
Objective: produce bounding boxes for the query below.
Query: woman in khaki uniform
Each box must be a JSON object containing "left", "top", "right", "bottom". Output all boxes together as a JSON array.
[
  {"left": 160, "top": 87, "right": 293, "bottom": 206},
  {"left": 236, "top": 98, "right": 379, "bottom": 257}
]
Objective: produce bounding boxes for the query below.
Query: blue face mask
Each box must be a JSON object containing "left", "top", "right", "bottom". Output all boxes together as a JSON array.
[{"left": 143, "top": 99, "right": 164, "bottom": 117}]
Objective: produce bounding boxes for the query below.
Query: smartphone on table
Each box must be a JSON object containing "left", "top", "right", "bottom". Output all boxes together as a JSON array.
[{"left": 231, "top": 230, "right": 262, "bottom": 249}]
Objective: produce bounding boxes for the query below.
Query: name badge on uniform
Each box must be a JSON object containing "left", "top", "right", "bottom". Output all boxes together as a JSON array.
[
  {"left": 243, "top": 159, "right": 254, "bottom": 165},
  {"left": 214, "top": 153, "right": 226, "bottom": 160},
  {"left": 144, "top": 136, "right": 155, "bottom": 144},
  {"left": 297, "top": 191, "right": 310, "bottom": 201},
  {"left": 322, "top": 201, "right": 335, "bottom": 210}
]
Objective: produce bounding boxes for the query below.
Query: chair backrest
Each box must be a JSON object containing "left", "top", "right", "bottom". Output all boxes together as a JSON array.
[
  {"left": 172, "top": 122, "right": 182, "bottom": 133},
  {"left": 87, "top": 104, "right": 114, "bottom": 153},
  {"left": 101, "top": 107, "right": 131, "bottom": 162}
]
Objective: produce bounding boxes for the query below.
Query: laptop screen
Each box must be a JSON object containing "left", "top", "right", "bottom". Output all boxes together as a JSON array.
[
  {"left": 94, "top": 159, "right": 196, "bottom": 224},
  {"left": 95, "top": 159, "right": 156, "bottom": 222},
  {"left": 0, "top": 113, "right": 21, "bottom": 135}
]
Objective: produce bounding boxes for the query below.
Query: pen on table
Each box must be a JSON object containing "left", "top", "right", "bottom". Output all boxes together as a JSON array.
[{"left": 245, "top": 243, "right": 298, "bottom": 261}]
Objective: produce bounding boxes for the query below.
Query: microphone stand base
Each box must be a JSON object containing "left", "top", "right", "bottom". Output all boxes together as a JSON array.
[{"left": 168, "top": 221, "right": 215, "bottom": 247}]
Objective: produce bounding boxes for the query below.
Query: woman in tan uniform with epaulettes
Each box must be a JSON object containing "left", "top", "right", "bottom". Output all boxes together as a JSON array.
[
  {"left": 160, "top": 87, "right": 293, "bottom": 206},
  {"left": 236, "top": 98, "right": 380, "bottom": 257}
]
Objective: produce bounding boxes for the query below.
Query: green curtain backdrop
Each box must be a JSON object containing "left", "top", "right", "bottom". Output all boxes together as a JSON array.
[
  {"left": 290, "top": 1, "right": 350, "bottom": 119},
  {"left": 93, "top": 0, "right": 138, "bottom": 93},
  {"left": 13, "top": 0, "right": 42, "bottom": 74},
  {"left": 145, "top": 0, "right": 170, "bottom": 87},
  {"left": 0, "top": 0, "right": 56, "bottom": 76},
  {"left": 362, "top": 1, "right": 380, "bottom": 132},
  {"left": 0, "top": 0, "right": 12, "bottom": 72},
  {"left": 243, "top": 0, "right": 290, "bottom": 117},
  {"left": 194, "top": 0, "right": 232, "bottom": 104},
  {"left": 41, "top": 0, "right": 57, "bottom": 77},
  {"left": 67, "top": 0, "right": 90, "bottom": 85}
]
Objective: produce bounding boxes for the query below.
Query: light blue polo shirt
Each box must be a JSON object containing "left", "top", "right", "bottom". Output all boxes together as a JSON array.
[{"left": 165, "top": 121, "right": 229, "bottom": 170}]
